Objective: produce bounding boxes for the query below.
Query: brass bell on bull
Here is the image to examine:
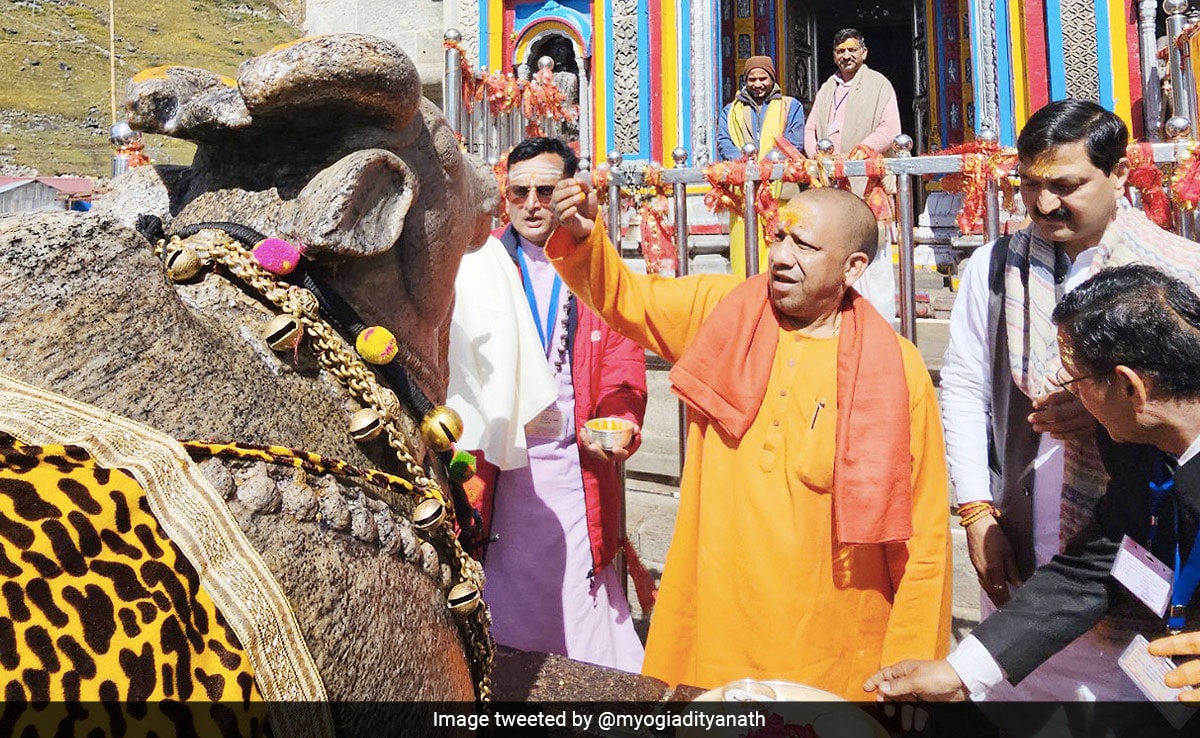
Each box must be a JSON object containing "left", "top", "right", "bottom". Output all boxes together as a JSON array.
[
  {"left": 349, "top": 407, "right": 384, "bottom": 443},
  {"left": 420, "top": 405, "right": 463, "bottom": 453},
  {"left": 165, "top": 244, "right": 204, "bottom": 281},
  {"left": 447, "top": 581, "right": 481, "bottom": 616},
  {"left": 412, "top": 497, "right": 447, "bottom": 530},
  {"left": 264, "top": 314, "right": 303, "bottom": 351}
]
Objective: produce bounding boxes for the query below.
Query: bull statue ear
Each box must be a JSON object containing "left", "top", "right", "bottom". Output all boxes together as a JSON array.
[{"left": 289, "top": 149, "right": 417, "bottom": 257}]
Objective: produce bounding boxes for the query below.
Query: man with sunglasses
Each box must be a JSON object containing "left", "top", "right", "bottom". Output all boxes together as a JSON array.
[
  {"left": 446, "top": 137, "right": 648, "bottom": 671},
  {"left": 865, "top": 102, "right": 1200, "bottom": 716}
]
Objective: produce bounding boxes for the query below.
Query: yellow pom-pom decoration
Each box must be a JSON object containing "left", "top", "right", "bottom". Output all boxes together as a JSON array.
[
  {"left": 355, "top": 326, "right": 398, "bottom": 365},
  {"left": 420, "top": 406, "right": 463, "bottom": 453}
]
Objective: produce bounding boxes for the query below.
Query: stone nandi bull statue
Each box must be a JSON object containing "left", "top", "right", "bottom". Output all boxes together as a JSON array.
[{"left": 0, "top": 35, "right": 497, "bottom": 736}]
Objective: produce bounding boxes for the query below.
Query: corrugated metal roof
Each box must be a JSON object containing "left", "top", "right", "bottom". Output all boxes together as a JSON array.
[{"left": 0, "top": 176, "right": 94, "bottom": 196}]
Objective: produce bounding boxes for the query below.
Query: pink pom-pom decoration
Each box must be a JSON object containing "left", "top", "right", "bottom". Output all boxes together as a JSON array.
[{"left": 252, "top": 238, "right": 303, "bottom": 275}]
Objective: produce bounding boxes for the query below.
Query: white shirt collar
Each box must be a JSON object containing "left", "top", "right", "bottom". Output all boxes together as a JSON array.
[{"left": 1179, "top": 432, "right": 1200, "bottom": 467}]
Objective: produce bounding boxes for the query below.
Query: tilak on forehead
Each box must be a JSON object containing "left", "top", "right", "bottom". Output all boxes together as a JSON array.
[
  {"left": 1023, "top": 151, "right": 1061, "bottom": 178},
  {"left": 776, "top": 199, "right": 808, "bottom": 232},
  {"left": 507, "top": 159, "right": 565, "bottom": 187}
]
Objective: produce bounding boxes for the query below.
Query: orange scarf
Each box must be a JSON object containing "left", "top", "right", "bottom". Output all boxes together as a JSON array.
[{"left": 669, "top": 275, "right": 913, "bottom": 544}]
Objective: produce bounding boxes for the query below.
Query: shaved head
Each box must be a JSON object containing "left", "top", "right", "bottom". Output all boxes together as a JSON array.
[
  {"left": 780, "top": 188, "right": 879, "bottom": 261},
  {"left": 767, "top": 187, "right": 878, "bottom": 326}
]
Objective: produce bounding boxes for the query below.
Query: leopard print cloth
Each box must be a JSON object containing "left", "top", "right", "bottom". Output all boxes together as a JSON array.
[{"left": 0, "top": 433, "right": 267, "bottom": 735}]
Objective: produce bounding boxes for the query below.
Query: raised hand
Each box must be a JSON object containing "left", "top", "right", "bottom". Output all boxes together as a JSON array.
[{"left": 551, "top": 177, "right": 600, "bottom": 240}]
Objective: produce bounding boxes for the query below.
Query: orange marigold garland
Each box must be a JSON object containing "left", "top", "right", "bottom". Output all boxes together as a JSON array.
[
  {"left": 442, "top": 38, "right": 478, "bottom": 114},
  {"left": 1126, "top": 142, "right": 1174, "bottom": 229},
  {"left": 702, "top": 159, "right": 748, "bottom": 215},
  {"left": 848, "top": 144, "right": 894, "bottom": 221},
  {"left": 1171, "top": 141, "right": 1200, "bottom": 212},
  {"left": 636, "top": 163, "right": 677, "bottom": 274},
  {"left": 480, "top": 70, "right": 520, "bottom": 117},
  {"left": 934, "top": 141, "right": 1017, "bottom": 234},
  {"left": 493, "top": 155, "right": 510, "bottom": 226},
  {"left": 522, "top": 67, "right": 577, "bottom": 138}
]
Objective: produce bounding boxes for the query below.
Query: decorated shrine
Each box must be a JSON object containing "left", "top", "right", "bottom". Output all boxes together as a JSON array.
[{"left": 447, "top": 0, "right": 1171, "bottom": 165}]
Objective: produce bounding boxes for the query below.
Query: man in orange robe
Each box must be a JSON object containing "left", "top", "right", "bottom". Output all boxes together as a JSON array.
[{"left": 544, "top": 183, "right": 952, "bottom": 699}]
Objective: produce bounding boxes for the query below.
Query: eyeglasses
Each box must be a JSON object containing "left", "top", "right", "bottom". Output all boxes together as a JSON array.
[
  {"left": 506, "top": 184, "right": 556, "bottom": 204},
  {"left": 1051, "top": 366, "right": 1095, "bottom": 392}
]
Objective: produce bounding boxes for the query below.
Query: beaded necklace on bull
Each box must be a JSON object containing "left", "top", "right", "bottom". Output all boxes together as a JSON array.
[{"left": 147, "top": 219, "right": 494, "bottom": 704}]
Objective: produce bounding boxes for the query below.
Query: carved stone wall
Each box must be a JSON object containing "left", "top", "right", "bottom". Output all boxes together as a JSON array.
[
  {"left": 974, "top": 0, "right": 999, "bottom": 131},
  {"left": 610, "top": 0, "right": 641, "bottom": 152},
  {"left": 690, "top": 0, "right": 716, "bottom": 163},
  {"left": 1060, "top": 0, "right": 1100, "bottom": 101},
  {"left": 455, "top": 0, "right": 480, "bottom": 65}
]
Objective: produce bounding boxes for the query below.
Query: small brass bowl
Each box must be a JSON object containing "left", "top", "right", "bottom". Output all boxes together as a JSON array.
[{"left": 584, "top": 417, "right": 635, "bottom": 451}]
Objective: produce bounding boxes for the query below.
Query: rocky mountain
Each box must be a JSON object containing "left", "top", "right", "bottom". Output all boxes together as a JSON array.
[{"left": 0, "top": 0, "right": 300, "bottom": 177}]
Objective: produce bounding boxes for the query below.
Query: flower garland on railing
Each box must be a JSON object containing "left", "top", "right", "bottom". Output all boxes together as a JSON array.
[
  {"left": 492, "top": 155, "right": 510, "bottom": 226},
  {"left": 847, "top": 144, "right": 894, "bottom": 221},
  {"left": 702, "top": 158, "right": 750, "bottom": 215},
  {"left": 1174, "top": 21, "right": 1200, "bottom": 49},
  {"left": 522, "top": 67, "right": 577, "bottom": 137},
  {"left": 1127, "top": 142, "right": 1174, "bottom": 229},
  {"left": 635, "top": 162, "right": 678, "bottom": 274},
  {"left": 931, "top": 141, "right": 1018, "bottom": 234},
  {"left": 1170, "top": 140, "right": 1200, "bottom": 211},
  {"left": 442, "top": 38, "right": 478, "bottom": 114},
  {"left": 478, "top": 70, "right": 520, "bottom": 117}
]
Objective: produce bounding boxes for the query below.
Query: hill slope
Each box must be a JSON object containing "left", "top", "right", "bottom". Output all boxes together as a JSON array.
[{"left": 0, "top": 0, "right": 300, "bottom": 176}]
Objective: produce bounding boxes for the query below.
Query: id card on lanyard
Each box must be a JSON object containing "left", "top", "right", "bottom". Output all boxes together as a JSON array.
[{"left": 1111, "top": 457, "right": 1196, "bottom": 630}]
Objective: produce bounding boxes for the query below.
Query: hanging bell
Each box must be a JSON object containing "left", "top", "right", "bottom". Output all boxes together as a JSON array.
[
  {"left": 412, "top": 497, "right": 447, "bottom": 530},
  {"left": 165, "top": 244, "right": 204, "bottom": 281},
  {"left": 264, "top": 314, "right": 303, "bottom": 351},
  {"left": 447, "top": 581, "right": 482, "bottom": 616},
  {"left": 420, "top": 406, "right": 463, "bottom": 453},
  {"left": 349, "top": 408, "right": 384, "bottom": 443}
]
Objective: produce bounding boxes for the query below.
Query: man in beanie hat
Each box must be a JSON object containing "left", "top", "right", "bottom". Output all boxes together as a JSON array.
[{"left": 716, "top": 55, "right": 806, "bottom": 277}]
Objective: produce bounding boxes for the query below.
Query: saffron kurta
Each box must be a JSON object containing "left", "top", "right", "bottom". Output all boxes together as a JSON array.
[{"left": 546, "top": 224, "right": 952, "bottom": 700}]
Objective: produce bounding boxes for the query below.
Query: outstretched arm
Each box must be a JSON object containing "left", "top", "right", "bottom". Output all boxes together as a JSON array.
[{"left": 547, "top": 178, "right": 739, "bottom": 364}]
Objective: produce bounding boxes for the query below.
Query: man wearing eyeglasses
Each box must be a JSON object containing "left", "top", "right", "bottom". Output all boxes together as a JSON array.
[
  {"left": 865, "top": 101, "right": 1200, "bottom": 718},
  {"left": 445, "top": 137, "right": 648, "bottom": 671}
]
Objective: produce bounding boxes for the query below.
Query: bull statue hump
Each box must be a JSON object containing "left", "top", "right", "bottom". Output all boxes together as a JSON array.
[{"left": 0, "top": 33, "right": 499, "bottom": 734}]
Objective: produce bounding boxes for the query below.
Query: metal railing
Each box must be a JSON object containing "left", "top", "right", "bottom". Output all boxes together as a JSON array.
[{"left": 443, "top": 30, "right": 586, "bottom": 165}]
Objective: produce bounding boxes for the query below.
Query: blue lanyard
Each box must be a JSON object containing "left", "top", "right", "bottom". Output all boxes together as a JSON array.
[
  {"left": 1150, "top": 455, "right": 1200, "bottom": 632},
  {"left": 515, "top": 246, "right": 562, "bottom": 355}
]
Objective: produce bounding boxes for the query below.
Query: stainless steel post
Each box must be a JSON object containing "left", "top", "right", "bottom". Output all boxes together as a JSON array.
[
  {"left": 610, "top": 148, "right": 628, "bottom": 597},
  {"left": 1142, "top": 1, "right": 1164, "bottom": 139},
  {"left": 893, "top": 134, "right": 917, "bottom": 341},
  {"left": 672, "top": 147, "right": 690, "bottom": 475},
  {"left": 607, "top": 151, "right": 623, "bottom": 250},
  {"left": 577, "top": 56, "right": 591, "bottom": 156},
  {"left": 1167, "top": 1, "right": 1193, "bottom": 130},
  {"left": 444, "top": 30, "right": 463, "bottom": 135},
  {"left": 1167, "top": 115, "right": 1196, "bottom": 240},
  {"left": 741, "top": 142, "right": 760, "bottom": 277},
  {"left": 979, "top": 126, "right": 1001, "bottom": 243}
]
